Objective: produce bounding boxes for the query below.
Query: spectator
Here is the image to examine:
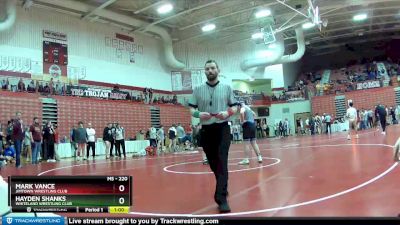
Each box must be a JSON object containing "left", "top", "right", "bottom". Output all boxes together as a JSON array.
[
  {"left": 42, "top": 121, "right": 56, "bottom": 162},
  {"left": 43, "top": 82, "right": 50, "bottom": 94},
  {"left": 12, "top": 112, "right": 24, "bottom": 168},
  {"left": 86, "top": 122, "right": 96, "bottom": 160},
  {"left": 168, "top": 125, "right": 177, "bottom": 152},
  {"left": 115, "top": 123, "right": 126, "bottom": 158},
  {"left": 157, "top": 125, "right": 165, "bottom": 153},
  {"left": 27, "top": 80, "right": 35, "bottom": 92},
  {"left": 17, "top": 79, "right": 25, "bottom": 92},
  {"left": 74, "top": 121, "right": 87, "bottom": 161},
  {"left": 1, "top": 78, "right": 9, "bottom": 90},
  {"left": 149, "top": 126, "right": 157, "bottom": 148},
  {"left": 103, "top": 123, "right": 113, "bottom": 159},
  {"left": 55, "top": 80, "right": 63, "bottom": 95},
  {"left": 30, "top": 117, "right": 42, "bottom": 164},
  {"left": 23, "top": 126, "right": 31, "bottom": 163},
  {"left": 176, "top": 123, "right": 186, "bottom": 145}
]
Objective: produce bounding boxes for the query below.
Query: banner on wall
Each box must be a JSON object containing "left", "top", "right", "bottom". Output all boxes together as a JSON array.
[
  {"left": 181, "top": 71, "right": 192, "bottom": 90},
  {"left": 356, "top": 80, "right": 381, "bottom": 90},
  {"left": 0, "top": 56, "right": 31, "bottom": 73},
  {"left": 31, "top": 61, "right": 43, "bottom": 75},
  {"left": 171, "top": 70, "right": 198, "bottom": 91},
  {"left": 44, "top": 62, "right": 67, "bottom": 78},
  {"left": 104, "top": 33, "right": 144, "bottom": 63},
  {"left": 0, "top": 56, "right": 8, "bottom": 70},
  {"left": 191, "top": 69, "right": 205, "bottom": 88},
  {"left": 43, "top": 30, "right": 68, "bottom": 41},
  {"left": 69, "top": 86, "right": 129, "bottom": 100},
  {"left": 43, "top": 40, "right": 68, "bottom": 77},
  {"left": 171, "top": 71, "right": 183, "bottom": 91},
  {"left": 376, "top": 62, "right": 388, "bottom": 77}
]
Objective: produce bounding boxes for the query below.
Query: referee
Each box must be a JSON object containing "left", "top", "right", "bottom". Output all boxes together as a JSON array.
[
  {"left": 188, "top": 60, "right": 238, "bottom": 213},
  {"left": 376, "top": 104, "right": 387, "bottom": 135}
]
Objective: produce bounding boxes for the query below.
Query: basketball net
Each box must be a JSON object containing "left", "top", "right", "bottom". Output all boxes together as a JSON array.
[
  {"left": 308, "top": 0, "right": 322, "bottom": 32},
  {"left": 261, "top": 25, "right": 276, "bottom": 45}
]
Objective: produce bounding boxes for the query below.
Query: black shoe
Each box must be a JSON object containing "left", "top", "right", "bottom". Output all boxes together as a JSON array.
[{"left": 218, "top": 202, "right": 231, "bottom": 213}]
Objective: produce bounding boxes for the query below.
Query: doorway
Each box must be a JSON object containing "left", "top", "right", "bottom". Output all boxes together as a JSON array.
[{"left": 294, "top": 112, "right": 311, "bottom": 135}]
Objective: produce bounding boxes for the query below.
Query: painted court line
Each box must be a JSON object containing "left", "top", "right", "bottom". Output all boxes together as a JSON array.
[
  {"left": 21, "top": 131, "right": 397, "bottom": 217},
  {"left": 128, "top": 143, "right": 398, "bottom": 217},
  {"left": 163, "top": 157, "right": 280, "bottom": 175},
  {"left": 37, "top": 154, "right": 203, "bottom": 176}
]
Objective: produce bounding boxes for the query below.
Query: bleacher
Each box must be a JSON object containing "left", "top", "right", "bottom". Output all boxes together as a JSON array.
[
  {"left": 296, "top": 61, "right": 400, "bottom": 98},
  {"left": 0, "top": 75, "right": 191, "bottom": 140}
]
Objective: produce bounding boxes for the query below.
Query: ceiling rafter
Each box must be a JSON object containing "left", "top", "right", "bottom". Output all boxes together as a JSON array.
[
  {"left": 178, "top": 1, "right": 281, "bottom": 31},
  {"left": 81, "top": 0, "right": 119, "bottom": 20}
]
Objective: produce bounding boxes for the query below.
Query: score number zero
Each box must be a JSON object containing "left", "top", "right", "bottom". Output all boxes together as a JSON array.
[{"left": 107, "top": 176, "right": 129, "bottom": 205}]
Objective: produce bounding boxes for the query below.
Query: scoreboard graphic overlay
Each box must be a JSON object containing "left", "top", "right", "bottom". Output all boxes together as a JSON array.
[{"left": 8, "top": 176, "right": 132, "bottom": 213}]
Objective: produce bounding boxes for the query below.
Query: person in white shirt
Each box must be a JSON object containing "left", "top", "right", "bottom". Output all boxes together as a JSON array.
[
  {"left": 346, "top": 102, "right": 359, "bottom": 140},
  {"left": 156, "top": 125, "right": 165, "bottom": 153},
  {"left": 300, "top": 118, "right": 304, "bottom": 135},
  {"left": 315, "top": 114, "right": 321, "bottom": 135},
  {"left": 149, "top": 126, "right": 157, "bottom": 147},
  {"left": 305, "top": 118, "right": 310, "bottom": 135},
  {"left": 115, "top": 123, "right": 126, "bottom": 158},
  {"left": 86, "top": 123, "right": 96, "bottom": 160}
]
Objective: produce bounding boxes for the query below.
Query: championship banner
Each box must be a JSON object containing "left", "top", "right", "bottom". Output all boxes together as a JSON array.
[
  {"left": 181, "top": 71, "right": 192, "bottom": 90},
  {"left": 43, "top": 41, "right": 68, "bottom": 77},
  {"left": 68, "top": 85, "right": 129, "bottom": 100},
  {"left": 43, "top": 62, "right": 67, "bottom": 78}
]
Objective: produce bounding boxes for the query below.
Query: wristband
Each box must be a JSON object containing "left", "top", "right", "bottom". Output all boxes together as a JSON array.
[{"left": 192, "top": 111, "right": 200, "bottom": 118}]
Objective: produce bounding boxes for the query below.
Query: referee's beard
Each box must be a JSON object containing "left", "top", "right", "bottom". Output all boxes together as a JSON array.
[{"left": 206, "top": 72, "right": 218, "bottom": 82}]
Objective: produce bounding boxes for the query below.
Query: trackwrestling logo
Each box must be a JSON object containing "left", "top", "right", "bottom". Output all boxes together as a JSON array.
[{"left": 2, "top": 217, "right": 64, "bottom": 225}]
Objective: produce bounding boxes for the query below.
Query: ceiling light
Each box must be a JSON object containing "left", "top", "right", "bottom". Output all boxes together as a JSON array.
[
  {"left": 202, "top": 23, "right": 216, "bottom": 32},
  {"left": 255, "top": 9, "right": 271, "bottom": 18},
  {"left": 251, "top": 32, "right": 264, "bottom": 39},
  {"left": 302, "top": 22, "right": 315, "bottom": 29},
  {"left": 157, "top": 3, "right": 173, "bottom": 14},
  {"left": 353, "top": 13, "right": 367, "bottom": 21}
]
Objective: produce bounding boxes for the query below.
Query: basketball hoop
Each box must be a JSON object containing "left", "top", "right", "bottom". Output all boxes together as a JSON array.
[{"left": 308, "top": 0, "right": 323, "bottom": 32}]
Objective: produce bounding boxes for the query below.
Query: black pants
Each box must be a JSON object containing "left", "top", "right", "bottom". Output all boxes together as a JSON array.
[
  {"left": 115, "top": 139, "right": 126, "bottom": 157},
  {"left": 110, "top": 139, "right": 115, "bottom": 157},
  {"left": 44, "top": 140, "right": 55, "bottom": 160},
  {"left": 326, "top": 122, "right": 331, "bottom": 134},
  {"left": 86, "top": 142, "right": 96, "bottom": 158},
  {"left": 200, "top": 122, "right": 231, "bottom": 205},
  {"left": 380, "top": 116, "right": 387, "bottom": 132},
  {"left": 150, "top": 139, "right": 157, "bottom": 147},
  {"left": 368, "top": 118, "right": 373, "bottom": 128},
  {"left": 43, "top": 140, "right": 54, "bottom": 160}
]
